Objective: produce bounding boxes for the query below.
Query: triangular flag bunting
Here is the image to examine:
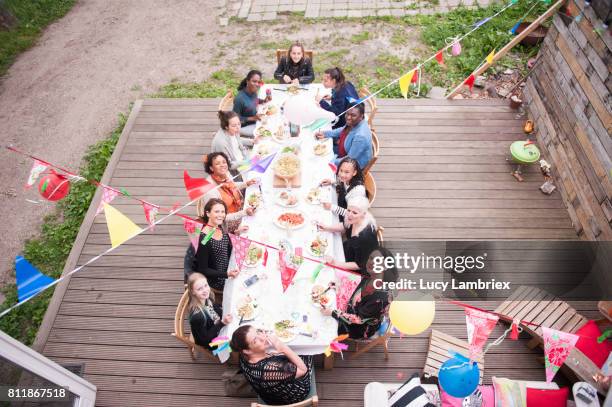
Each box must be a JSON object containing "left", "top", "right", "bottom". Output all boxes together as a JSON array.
[
  {"left": 542, "top": 327, "right": 579, "bottom": 382},
  {"left": 399, "top": 69, "right": 416, "bottom": 99},
  {"left": 201, "top": 227, "right": 216, "bottom": 247},
  {"left": 279, "top": 250, "right": 298, "bottom": 292},
  {"left": 435, "top": 50, "right": 445, "bottom": 66},
  {"left": 104, "top": 203, "right": 143, "bottom": 248},
  {"left": 251, "top": 152, "right": 277, "bottom": 173},
  {"left": 142, "top": 202, "right": 159, "bottom": 230},
  {"left": 486, "top": 49, "right": 495, "bottom": 65},
  {"left": 465, "top": 307, "right": 499, "bottom": 359},
  {"left": 510, "top": 21, "right": 521, "bottom": 35},
  {"left": 411, "top": 68, "right": 419, "bottom": 84},
  {"left": 304, "top": 118, "right": 330, "bottom": 132},
  {"left": 96, "top": 187, "right": 121, "bottom": 215},
  {"left": 311, "top": 263, "right": 324, "bottom": 283},
  {"left": 15, "top": 255, "right": 55, "bottom": 302},
  {"left": 464, "top": 74, "right": 476, "bottom": 92},
  {"left": 328, "top": 162, "right": 337, "bottom": 173},
  {"left": 262, "top": 247, "right": 269, "bottom": 267},
  {"left": 335, "top": 269, "right": 361, "bottom": 311},
  {"left": 184, "top": 170, "right": 213, "bottom": 201},
  {"left": 183, "top": 219, "right": 202, "bottom": 252},
  {"left": 229, "top": 233, "right": 251, "bottom": 271},
  {"left": 26, "top": 160, "right": 49, "bottom": 188}
]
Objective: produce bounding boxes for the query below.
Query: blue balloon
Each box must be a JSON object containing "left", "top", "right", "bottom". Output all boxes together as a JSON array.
[{"left": 439, "top": 352, "right": 480, "bottom": 398}]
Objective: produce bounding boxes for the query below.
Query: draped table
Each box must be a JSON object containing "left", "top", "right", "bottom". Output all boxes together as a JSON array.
[{"left": 218, "top": 84, "right": 344, "bottom": 362}]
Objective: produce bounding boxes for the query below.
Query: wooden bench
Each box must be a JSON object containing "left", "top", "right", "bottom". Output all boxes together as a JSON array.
[{"left": 423, "top": 329, "right": 484, "bottom": 383}]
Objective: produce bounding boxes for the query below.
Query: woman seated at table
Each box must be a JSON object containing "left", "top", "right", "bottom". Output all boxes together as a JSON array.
[
  {"left": 194, "top": 198, "right": 244, "bottom": 291},
  {"left": 273, "top": 42, "right": 314, "bottom": 85},
  {"left": 315, "top": 102, "right": 372, "bottom": 170},
  {"left": 315, "top": 67, "right": 358, "bottom": 129},
  {"left": 187, "top": 272, "right": 233, "bottom": 349},
  {"left": 197, "top": 152, "right": 257, "bottom": 231},
  {"left": 320, "top": 157, "right": 367, "bottom": 223},
  {"left": 233, "top": 69, "right": 271, "bottom": 137},
  {"left": 211, "top": 110, "right": 249, "bottom": 176},
  {"left": 317, "top": 195, "right": 378, "bottom": 275},
  {"left": 321, "top": 246, "right": 398, "bottom": 339},
  {"left": 230, "top": 325, "right": 314, "bottom": 405}
]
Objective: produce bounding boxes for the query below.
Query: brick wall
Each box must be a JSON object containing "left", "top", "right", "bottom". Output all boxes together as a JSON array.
[{"left": 524, "top": 0, "right": 611, "bottom": 240}]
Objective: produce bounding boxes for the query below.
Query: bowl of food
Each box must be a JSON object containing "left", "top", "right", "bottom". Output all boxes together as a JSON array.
[
  {"left": 276, "top": 190, "right": 299, "bottom": 207},
  {"left": 273, "top": 153, "right": 300, "bottom": 179},
  {"left": 274, "top": 210, "right": 305, "bottom": 230},
  {"left": 287, "top": 85, "right": 300, "bottom": 95},
  {"left": 306, "top": 187, "right": 321, "bottom": 204},
  {"left": 256, "top": 126, "right": 273, "bottom": 138},
  {"left": 244, "top": 244, "right": 264, "bottom": 268},
  {"left": 311, "top": 285, "right": 331, "bottom": 308},
  {"left": 237, "top": 295, "right": 259, "bottom": 321},
  {"left": 281, "top": 145, "right": 300, "bottom": 155},
  {"left": 274, "top": 319, "right": 297, "bottom": 342},
  {"left": 308, "top": 235, "right": 328, "bottom": 257}
]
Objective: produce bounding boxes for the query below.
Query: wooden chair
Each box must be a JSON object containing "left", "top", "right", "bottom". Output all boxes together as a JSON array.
[
  {"left": 251, "top": 396, "right": 318, "bottom": 407},
  {"left": 218, "top": 89, "right": 234, "bottom": 111},
  {"left": 364, "top": 171, "right": 376, "bottom": 206},
  {"left": 494, "top": 285, "right": 606, "bottom": 395},
  {"left": 171, "top": 289, "right": 218, "bottom": 362},
  {"left": 363, "top": 130, "right": 379, "bottom": 175},
  {"left": 423, "top": 329, "right": 485, "bottom": 383},
  {"left": 376, "top": 226, "right": 385, "bottom": 245},
  {"left": 358, "top": 86, "right": 378, "bottom": 131},
  {"left": 275, "top": 49, "right": 315, "bottom": 65}
]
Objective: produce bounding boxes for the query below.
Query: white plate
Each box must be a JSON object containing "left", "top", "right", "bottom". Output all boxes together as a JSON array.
[
  {"left": 236, "top": 298, "right": 260, "bottom": 321},
  {"left": 313, "top": 143, "right": 330, "bottom": 156},
  {"left": 276, "top": 191, "right": 299, "bottom": 208},
  {"left": 307, "top": 239, "right": 329, "bottom": 258},
  {"left": 305, "top": 188, "right": 322, "bottom": 205},
  {"left": 273, "top": 210, "right": 306, "bottom": 230}
]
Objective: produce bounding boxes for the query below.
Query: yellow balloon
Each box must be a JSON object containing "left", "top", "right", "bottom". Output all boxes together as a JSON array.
[{"left": 389, "top": 293, "right": 436, "bottom": 335}]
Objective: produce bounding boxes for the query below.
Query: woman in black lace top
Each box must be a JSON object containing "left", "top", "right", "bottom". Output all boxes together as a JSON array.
[
  {"left": 187, "top": 273, "right": 232, "bottom": 349},
  {"left": 230, "top": 325, "right": 313, "bottom": 405}
]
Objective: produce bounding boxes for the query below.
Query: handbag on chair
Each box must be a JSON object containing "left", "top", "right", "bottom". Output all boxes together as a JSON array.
[{"left": 222, "top": 368, "right": 257, "bottom": 397}]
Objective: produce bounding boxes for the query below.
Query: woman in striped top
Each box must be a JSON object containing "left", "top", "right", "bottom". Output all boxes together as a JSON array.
[{"left": 320, "top": 157, "right": 367, "bottom": 223}]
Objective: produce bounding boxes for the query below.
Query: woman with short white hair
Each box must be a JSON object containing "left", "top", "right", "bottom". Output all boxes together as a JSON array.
[{"left": 317, "top": 195, "right": 378, "bottom": 274}]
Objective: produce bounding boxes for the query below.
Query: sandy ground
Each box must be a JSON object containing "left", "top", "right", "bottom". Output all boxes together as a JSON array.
[{"left": 0, "top": 0, "right": 228, "bottom": 298}]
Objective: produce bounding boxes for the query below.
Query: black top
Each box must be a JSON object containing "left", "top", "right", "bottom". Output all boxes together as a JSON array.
[
  {"left": 240, "top": 354, "right": 313, "bottom": 405},
  {"left": 332, "top": 278, "right": 390, "bottom": 339},
  {"left": 189, "top": 302, "right": 225, "bottom": 349},
  {"left": 194, "top": 231, "right": 233, "bottom": 291},
  {"left": 273, "top": 57, "right": 315, "bottom": 84},
  {"left": 343, "top": 223, "right": 378, "bottom": 273},
  {"left": 319, "top": 81, "right": 358, "bottom": 129}
]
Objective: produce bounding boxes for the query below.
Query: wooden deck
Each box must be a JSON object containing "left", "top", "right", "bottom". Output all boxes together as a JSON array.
[{"left": 35, "top": 98, "right": 590, "bottom": 407}]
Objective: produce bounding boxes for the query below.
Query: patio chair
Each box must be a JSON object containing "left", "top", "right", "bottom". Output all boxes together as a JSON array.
[
  {"left": 219, "top": 89, "right": 234, "bottom": 111},
  {"left": 494, "top": 285, "right": 606, "bottom": 395},
  {"left": 275, "top": 49, "right": 314, "bottom": 65},
  {"left": 364, "top": 171, "right": 376, "bottom": 206},
  {"left": 363, "top": 130, "right": 379, "bottom": 175},
  {"left": 423, "top": 329, "right": 485, "bottom": 383},
  {"left": 171, "top": 289, "right": 218, "bottom": 362},
  {"left": 358, "top": 86, "right": 378, "bottom": 132},
  {"left": 184, "top": 244, "right": 223, "bottom": 303}
]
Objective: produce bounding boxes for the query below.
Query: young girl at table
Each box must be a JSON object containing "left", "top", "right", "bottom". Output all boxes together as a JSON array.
[
  {"left": 230, "top": 325, "right": 315, "bottom": 405},
  {"left": 320, "top": 157, "right": 367, "bottom": 223},
  {"left": 315, "top": 67, "right": 358, "bottom": 129},
  {"left": 320, "top": 247, "right": 397, "bottom": 339},
  {"left": 187, "top": 272, "right": 233, "bottom": 350},
  {"left": 273, "top": 42, "right": 315, "bottom": 85},
  {"left": 317, "top": 195, "right": 378, "bottom": 276},
  {"left": 194, "top": 198, "right": 246, "bottom": 291}
]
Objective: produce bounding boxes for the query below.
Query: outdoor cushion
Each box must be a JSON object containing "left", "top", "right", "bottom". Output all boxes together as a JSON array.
[
  {"left": 492, "top": 377, "right": 559, "bottom": 407},
  {"left": 574, "top": 320, "right": 611, "bottom": 368},
  {"left": 526, "top": 387, "right": 569, "bottom": 407},
  {"left": 440, "top": 385, "right": 494, "bottom": 406},
  {"left": 388, "top": 373, "right": 436, "bottom": 407}
]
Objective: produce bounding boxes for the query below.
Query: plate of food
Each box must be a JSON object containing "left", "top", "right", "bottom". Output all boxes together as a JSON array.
[
  {"left": 247, "top": 192, "right": 262, "bottom": 209},
  {"left": 281, "top": 145, "right": 300, "bottom": 155},
  {"left": 287, "top": 85, "right": 300, "bottom": 95},
  {"left": 265, "top": 104, "right": 278, "bottom": 116},
  {"left": 308, "top": 235, "right": 328, "bottom": 257},
  {"left": 272, "top": 125, "right": 288, "bottom": 143},
  {"left": 237, "top": 295, "right": 259, "bottom": 321},
  {"left": 255, "top": 126, "right": 273, "bottom": 138},
  {"left": 313, "top": 142, "right": 329, "bottom": 156},
  {"left": 274, "top": 210, "right": 305, "bottom": 230},
  {"left": 276, "top": 190, "right": 299, "bottom": 207},
  {"left": 311, "top": 285, "right": 331, "bottom": 308},
  {"left": 254, "top": 141, "right": 273, "bottom": 157},
  {"left": 274, "top": 319, "right": 297, "bottom": 342},
  {"left": 305, "top": 187, "right": 321, "bottom": 204},
  {"left": 273, "top": 153, "right": 300, "bottom": 178},
  {"left": 243, "top": 244, "right": 264, "bottom": 268}
]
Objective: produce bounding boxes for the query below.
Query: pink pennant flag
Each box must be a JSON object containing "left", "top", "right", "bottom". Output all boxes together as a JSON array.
[
  {"left": 279, "top": 250, "right": 298, "bottom": 292},
  {"left": 142, "top": 202, "right": 159, "bottom": 229},
  {"left": 26, "top": 160, "right": 49, "bottom": 188},
  {"left": 229, "top": 233, "right": 251, "bottom": 271},
  {"left": 465, "top": 307, "right": 499, "bottom": 358},
  {"left": 542, "top": 327, "right": 579, "bottom": 382},
  {"left": 328, "top": 162, "right": 337, "bottom": 173},
  {"left": 96, "top": 187, "right": 121, "bottom": 215},
  {"left": 263, "top": 248, "right": 269, "bottom": 267},
  {"left": 335, "top": 269, "right": 361, "bottom": 312},
  {"left": 183, "top": 219, "right": 202, "bottom": 252}
]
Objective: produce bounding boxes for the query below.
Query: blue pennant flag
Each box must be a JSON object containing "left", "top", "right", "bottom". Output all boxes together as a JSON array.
[
  {"left": 510, "top": 21, "right": 521, "bottom": 35},
  {"left": 474, "top": 17, "right": 491, "bottom": 28},
  {"left": 16, "top": 255, "right": 55, "bottom": 302},
  {"left": 345, "top": 96, "right": 365, "bottom": 104}
]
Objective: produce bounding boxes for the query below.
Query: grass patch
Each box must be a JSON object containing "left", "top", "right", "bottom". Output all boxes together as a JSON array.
[
  {"left": 259, "top": 40, "right": 293, "bottom": 50},
  {"left": 0, "top": 0, "right": 76, "bottom": 76},
  {"left": 350, "top": 31, "right": 370, "bottom": 44},
  {"left": 0, "top": 112, "right": 128, "bottom": 345},
  {"left": 155, "top": 69, "right": 241, "bottom": 98}
]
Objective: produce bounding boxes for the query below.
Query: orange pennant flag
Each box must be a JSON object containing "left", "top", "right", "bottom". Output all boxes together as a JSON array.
[
  {"left": 435, "top": 50, "right": 444, "bottom": 66},
  {"left": 464, "top": 74, "right": 476, "bottom": 92}
]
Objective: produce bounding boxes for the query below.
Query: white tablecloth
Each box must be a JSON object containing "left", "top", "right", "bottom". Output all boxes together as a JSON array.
[{"left": 218, "top": 84, "right": 344, "bottom": 362}]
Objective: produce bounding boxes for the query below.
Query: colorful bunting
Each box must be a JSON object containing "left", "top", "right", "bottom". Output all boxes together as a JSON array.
[
  {"left": 184, "top": 170, "right": 213, "bottom": 201},
  {"left": 311, "top": 263, "right": 324, "bottom": 283},
  {"left": 435, "top": 50, "right": 445, "bottom": 66},
  {"left": 328, "top": 162, "right": 337, "bottom": 173},
  {"left": 15, "top": 255, "right": 55, "bottom": 302},
  {"left": 229, "top": 233, "right": 251, "bottom": 271},
  {"left": 262, "top": 247, "right": 269, "bottom": 267},
  {"left": 474, "top": 17, "right": 491, "bottom": 28},
  {"left": 103, "top": 203, "right": 143, "bottom": 248},
  {"left": 142, "top": 202, "right": 159, "bottom": 229},
  {"left": 279, "top": 250, "right": 298, "bottom": 292},
  {"left": 183, "top": 219, "right": 202, "bottom": 252},
  {"left": 96, "top": 186, "right": 120, "bottom": 215},
  {"left": 251, "top": 153, "right": 277, "bottom": 173},
  {"left": 335, "top": 269, "right": 361, "bottom": 312},
  {"left": 542, "top": 327, "right": 579, "bottom": 382},
  {"left": 399, "top": 69, "right": 416, "bottom": 99},
  {"left": 304, "top": 118, "right": 330, "bottom": 132},
  {"left": 510, "top": 21, "right": 521, "bottom": 34},
  {"left": 464, "top": 74, "right": 476, "bottom": 92},
  {"left": 26, "top": 160, "right": 48, "bottom": 188},
  {"left": 465, "top": 307, "right": 499, "bottom": 359},
  {"left": 411, "top": 69, "right": 419, "bottom": 84},
  {"left": 451, "top": 41, "right": 462, "bottom": 56},
  {"left": 510, "top": 319, "right": 520, "bottom": 340},
  {"left": 486, "top": 49, "right": 496, "bottom": 65}
]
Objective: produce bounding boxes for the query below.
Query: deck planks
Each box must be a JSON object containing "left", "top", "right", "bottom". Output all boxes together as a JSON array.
[{"left": 39, "top": 98, "right": 583, "bottom": 406}]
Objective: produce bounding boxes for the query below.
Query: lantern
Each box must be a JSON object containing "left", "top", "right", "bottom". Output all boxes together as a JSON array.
[
  {"left": 38, "top": 170, "right": 70, "bottom": 201},
  {"left": 451, "top": 41, "right": 462, "bottom": 56}
]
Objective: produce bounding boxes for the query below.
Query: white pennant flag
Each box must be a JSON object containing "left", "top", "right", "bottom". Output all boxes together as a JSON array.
[{"left": 26, "top": 160, "right": 49, "bottom": 188}]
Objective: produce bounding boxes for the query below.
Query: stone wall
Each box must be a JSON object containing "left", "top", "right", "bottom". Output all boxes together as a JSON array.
[{"left": 524, "top": 0, "right": 611, "bottom": 240}]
